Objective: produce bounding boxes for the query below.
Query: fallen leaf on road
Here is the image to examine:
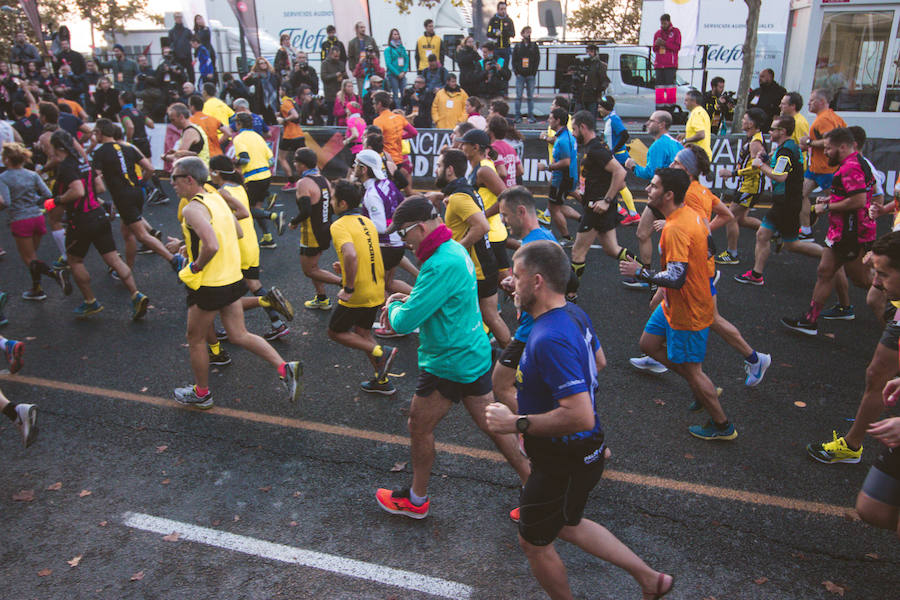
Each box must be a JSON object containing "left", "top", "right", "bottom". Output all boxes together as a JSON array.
[
  {"left": 653, "top": 399, "right": 665, "bottom": 406},
  {"left": 46, "top": 482, "right": 62, "bottom": 491},
  {"left": 754, "top": 577, "right": 768, "bottom": 585},
  {"left": 823, "top": 580, "right": 846, "bottom": 596},
  {"left": 259, "top": 485, "right": 272, "bottom": 492},
  {"left": 388, "top": 372, "right": 406, "bottom": 378},
  {"left": 130, "top": 571, "right": 145, "bottom": 581},
  {"left": 38, "top": 568, "right": 52, "bottom": 577},
  {"left": 794, "top": 401, "right": 807, "bottom": 408},
  {"left": 67, "top": 555, "right": 83, "bottom": 568},
  {"left": 156, "top": 445, "right": 168, "bottom": 453},
  {"left": 79, "top": 489, "right": 92, "bottom": 497},
  {"left": 233, "top": 514, "right": 240, "bottom": 522},
  {"left": 174, "top": 457, "right": 185, "bottom": 466},
  {"left": 824, "top": 333, "right": 835, "bottom": 339},
  {"left": 293, "top": 491, "right": 302, "bottom": 498},
  {"left": 25, "top": 336, "right": 36, "bottom": 341},
  {"left": 865, "top": 552, "right": 879, "bottom": 560},
  {"left": 162, "top": 532, "right": 180, "bottom": 542},
  {"left": 12, "top": 489, "right": 35, "bottom": 502},
  {"left": 716, "top": 387, "right": 723, "bottom": 396},
  {"left": 289, "top": 521, "right": 298, "bottom": 527},
  {"left": 160, "top": 479, "right": 170, "bottom": 485},
  {"left": 140, "top": 387, "right": 148, "bottom": 392},
  {"left": 98, "top": 521, "right": 107, "bottom": 527},
  {"left": 684, "top": 453, "right": 695, "bottom": 459},
  {"left": 390, "top": 461, "right": 407, "bottom": 472}
]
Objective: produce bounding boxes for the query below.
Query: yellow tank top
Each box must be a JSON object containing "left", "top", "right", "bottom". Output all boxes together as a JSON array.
[
  {"left": 738, "top": 131, "right": 763, "bottom": 195},
  {"left": 233, "top": 130, "right": 273, "bottom": 183},
  {"left": 185, "top": 123, "right": 210, "bottom": 165},
  {"left": 221, "top": 182, "right": 259, "bottom": 270},
  {"left": 180, "top": 192, "right": 243, "bottom": 287},
  {"left": 477, "top": 158, "right": 507, "bottom": 243}
]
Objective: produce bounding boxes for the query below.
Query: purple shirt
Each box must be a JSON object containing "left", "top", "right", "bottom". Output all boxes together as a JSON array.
[{"left": 827, "top": 152, "right": 876, "bottom": 245}]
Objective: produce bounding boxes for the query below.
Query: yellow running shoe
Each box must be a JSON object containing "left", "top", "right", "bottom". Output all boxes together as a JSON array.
[
  {"left": 807, "top": 431, "right": 862, "bottom": 464},
  {"left": 303, "top": 296, "right": 332, "bottom": 311}
]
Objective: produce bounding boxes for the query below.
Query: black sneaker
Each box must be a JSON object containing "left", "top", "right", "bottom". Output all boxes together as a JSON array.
[
  {"left": 797, "top": 231, "right": 815, "bottom": 242},
  {"left": 147, "top": 189, "right": 170, "bottom": 205},
  {"left": 259, "top": 237, "right": 277, "bottom": 249},
  {"left": 263, "top": 323, "right": 290, "bottom": 341},
  {"left": 274, "top": 211, "right": 286, "bottom": 236},
  {"left": 215, "top": 327, "right": 229, "bottom": 342},
  {"left": 780, "top": 316, "right": 817, "bottom": 336},
  {"left": 360, "top": 377, "right": 395, "bottom": 395},
  {"left": 137, "top": 243, "right": 154, "bottom": 255},
  {"left": 208, "top": 347, "right": 233, "bottom": 366},
  {"left": 374, "top": 345, "right": 398, "bottom": 382},
  {"left": 54, "top": 268, "right": 73, "bottom": 295}
]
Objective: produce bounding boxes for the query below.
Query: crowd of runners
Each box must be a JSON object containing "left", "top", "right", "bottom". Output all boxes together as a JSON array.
[{"left": 1, "top": 82, "right": 899, "bottom": 598}]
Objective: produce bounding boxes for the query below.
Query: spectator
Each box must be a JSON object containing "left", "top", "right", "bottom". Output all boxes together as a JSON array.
[
  {"left": 274, "top": 33, "right": 299, "bottom": 81},
  {"left": 242, "top": 56, "right": 279, "bottom": 123},
  {"left": 297, "top": 85, "right": 324, "bottom": 126},
  {"left": 353, "top": 46, "right": 385, "bottom": 94},
  {"left": 779, "top": 91, "right": 810, "bottom": 146},
  {"left": 653, "top": 13, "right": 681, "bottom": 86},
  {"left": 0, "top": 62, "right": 18, "bottom": 119},
  {"left": 704, "top": 76, "right": 734, "bottom": 135},
  {"left": 466, "top": 96, "right": 487, "bottom": 130},
  {"left": 191, "top": 36, "right": 215, "bottom": 85},
  {"left": 479, "top": 42, "right": 510, "bottom": 99},
  {"left": 53, "top": 39, "right": 85, "bottom": 76},
  {"left": 384, "top": 28, "right": 409, "bottom": 106},
  {"left": 168, "top": 12, "right": 194, "bottom": 84},
  {"left": 748, "top": 68, "right": 786, "bottom": 132},
  {"left": 321, "top": 45, "right": 348, "bottom": 125},
  {"left": 348, "top": 21, "right": 378, "bottom": 88},
  {"left": 180, "top": 81, "right": 195, "bottom": 105},
  {"left": 422, "top": 54, "right": 449, "bottom": 93},
  {"left": 134, "top": 54, "right": 154, "bottom": 93},
  {"left": 512, "top": 26, "right": 539, "bottom": 122},
  {"left": 456, "top": 36, "right": 482, "bottom": 97},
  {"left": 154, "top": 46, "right": 187, "bottom": 100},
  {"left": 35, "top": 66, "right": 58, "bottom": 93},
  {"left": 229, "top": 97, "right": 268, "bottom": 136},
  {"left": 486, "top": 1, "right": 515, "bottom": 64},
  {"left": 320, "top": 25, "right": 347, "bottom": 65},
  {"left": 431, "top": 73, "right": 468, "bottom": 129},
  {"left": 415, "top": 19, "right": 441, "bottom": 72},
  {"left": 333, "top": 79, "right": 359, "bottom": 127},
  {"left": 289, "top": 52, "right": 318, "bottom": 96},
  {"left": 92, "top": 76, "right": 120, "bottom": 120},
  {"left": 10, "top": 32, "right": 41, "bottom": 71},
  {"left": 220, "top": 72, "right": 251, "bottom": 105},
  {"left": 580, "top": 44, "right": 609, "bottom": 114},
  {"left": 678, "top": 89, "right": 711, "bottom": 159},
  {"left": 401, "top": 76, "right": 433, "bottom": 128},
  {"left": 48, "top": 25, "right": 70, "bottom": 61},
  {"left": 362, "top": 75, "right": 385, "bottom": 124},
  {"left": 202, "top": 82, "right": 234, "bottom": 129},
  {"left": 193, "top": 14, "right": 216, "bottom": 74},
  {"left": 94, "top": 44, "right": 138, "bottom": 93}
]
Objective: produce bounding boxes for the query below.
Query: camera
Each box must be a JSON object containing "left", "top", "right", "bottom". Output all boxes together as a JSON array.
[{"left": 719, "top": 90, "right": 736, "bottom": 107}]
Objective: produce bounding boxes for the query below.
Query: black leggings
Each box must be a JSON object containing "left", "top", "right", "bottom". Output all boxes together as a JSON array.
[{"left": 245, "top": 178, "right": 272, "bottom": 234}]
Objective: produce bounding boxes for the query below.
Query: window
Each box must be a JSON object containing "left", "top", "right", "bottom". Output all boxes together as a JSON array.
[
  {"left": 814, "top": 11, "right": 893, "bottom": 112},
  {"left": 621, "top": 54, "right": 654, "bottom": 88},
  {"left": 883, "top": 18, "right": 900, "bottom": 112}
]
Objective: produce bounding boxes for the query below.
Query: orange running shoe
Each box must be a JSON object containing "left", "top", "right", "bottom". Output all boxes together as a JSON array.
[
  {"left": 621, "top": 214, "right": 641, "bottom": 226},
  {"left": 375, "top": 487, "right": 430, "bottom": 519},
  {"left": 509, "top": 506, "right": 520, "bottom": 523}
]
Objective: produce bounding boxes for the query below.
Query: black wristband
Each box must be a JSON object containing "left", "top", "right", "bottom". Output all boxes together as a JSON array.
[{"left": 343, "top": 286, "right": 355, "bottom": 294}]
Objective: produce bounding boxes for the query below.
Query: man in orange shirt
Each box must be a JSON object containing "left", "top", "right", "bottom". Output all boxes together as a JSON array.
[
  {"left": 277, "top": 84, "right": 305, "bottom": 191},
  {"left": 799, "top": 88, "right": 846, "bottom": 239},
  {"left": 187, "top": 95, "right": 232, "bottom": 157},
  {"left": 620, "top": 168, "right": 737, "bottom": 441},
  {"left": 372, "top": 91, "right": 417, "bottom": 191}
]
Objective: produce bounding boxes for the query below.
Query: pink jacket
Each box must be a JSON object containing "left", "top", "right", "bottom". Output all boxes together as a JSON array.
[
  {"left": 333, "top": 93, "right": 360, "bottom": 126},
  {"left": 653, "top": 26, "right": 681, "bottom": 70}
]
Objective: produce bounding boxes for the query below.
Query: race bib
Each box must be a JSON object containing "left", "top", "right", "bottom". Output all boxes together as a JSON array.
[
  {"left": 750, "top": 96, "right": 759, "bottom": 105},
  {"left": 117, "top": 72, "right": 124, "bottom": 82},
  {"left": 398, "top": 57, "right": 404, "bottom": 67},
  {"left": 522, "top": 58, "right": 529, "bottom": 69},
  {"left": 88, "top": 85, "right": 96, "bottom": 93},
  {"left": 446, "top": 100, "right": 453, "bottom": 108},
  {"left": 163, "top": 74, "right": 170, "bottom": 82}
]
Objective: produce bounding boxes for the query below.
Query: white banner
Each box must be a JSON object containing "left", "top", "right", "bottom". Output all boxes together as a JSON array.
[{"left": 663, "top": 0, "right": 699, "bottom": 56}]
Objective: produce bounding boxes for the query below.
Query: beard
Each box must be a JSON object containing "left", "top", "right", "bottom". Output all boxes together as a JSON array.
[
  {"left": 435, "top": 169, "right": 450, "bottom": 188},
  {"left": 827, "top": 153, "right": 840, "bottom": 167}
]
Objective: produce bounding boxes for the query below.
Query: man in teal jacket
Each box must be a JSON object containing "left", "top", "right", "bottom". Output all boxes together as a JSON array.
[{"left": 374, "top": 196, "right": 529, "bottom": 519}]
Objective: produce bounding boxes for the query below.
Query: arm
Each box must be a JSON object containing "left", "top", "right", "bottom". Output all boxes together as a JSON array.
[
  {"left": 636, "top": 260, "right": 688, "bottom": 288},
  {"left": 683, "top": 128, "right": 705, "bottom": 143},
  {"left": 57, "top": 179, "right": 85, "bottom": 205},
  {"left": 171, "top": 128, "right": 201, "bottom": 159},
  {"left": 487, "top": 390, "right": 596, "bottom": 437},
  {"left": 736, "top": 140, "right": 765, "bottom": 176},
  {"left": 339, "top": 243, "right": 358, "bottom": 294},
  {"left": 479, "top": 169, "right": 507, "bottom": 217},
  {"left": 182, "top": 201, "right": 219, "bottom": 267},
  {"left": 121, "top": 115, "right": 135, "bottom": 140},
  {"left": 756, "top": 152, "right": 789, "bottom": 183},
  {"left": 458, "top": 211, "right": 490, "bottom": 248},
  {"left": 824, "top": 190, "right": 867, "bottom": 213},
  {"left": 362, "top": 193, "right": 389, "bottom": 234},
  {"left": 708, "top": 199, "right": 734, "bottom": 232},
  {"left": 668, "top": 28, "right": 681, "bottom": 53},
  {"left": 386, "top": 263, "right": 449, "bottom": 333},
  {"left": 218, "top": 187, "right": 251, "bottom": 220},
  {"left": 633, "top": 142, "right": 663, "bottom": 180},
  {"left": 402, "top": 122, "right": 418, "bottom": 140}
]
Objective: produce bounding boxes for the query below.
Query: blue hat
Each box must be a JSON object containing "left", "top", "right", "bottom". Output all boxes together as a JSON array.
[{"left": 113, "top": 44, "right": 125, "bottom": 53}]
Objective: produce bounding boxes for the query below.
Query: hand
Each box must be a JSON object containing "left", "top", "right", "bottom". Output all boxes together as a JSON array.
[
  {"left": 653, "top": 219, "right": 666, "bottom": 232},
  {"left": 718, "top": 167, "right": 732, "bottom": 178},
  {"left": 751, "top": 157, "right": 764, "bottom": 169},
  {"left": 814, "top": 202, "right": 828, "bottom": 215},
  {"left": 165, "top": 236, "right": 183, "bottom": 254},
  {"left": 675, "top": 134, "right": 684, "bottom": 142},
  {"left": 484, "top": 402, "right": 517, "bottom": 434},
  {"left": 883, "top": 377, "right": 900, "bottom": 407},
  {"left": 590, "top": 199, "right": 608, "bottom": 214},
  {"left": 332, "top": 261, "right": 342, "bottom": 276},
  {"left": 289, "top": 221, "right": 298, "bottom": 230},
  {"left": 536, "top": 161, "right": 547, "bottom": 172},
  {"left": 619, "top": 256, "right": 642, "bottom": 278},
  {"left": 624, "top": 158, "right": 636, "bottom": 170},
  {"left": 386, "top": 292, "right": 408, "bottom": 305},
  {"left": 539, "top": 132, "right": 548, "bottom": 141},
  {"left": 868, "top": 417, "right": 900, "bottom": 448},
  {"left": 425, "top": 191, "right": 444, "bottom": 208},
  {"left": 337, "top": 288, "right": 351, "bottom": 302},
  {"left": 500, "top": 274, "right": 515, "bottom": 294}
]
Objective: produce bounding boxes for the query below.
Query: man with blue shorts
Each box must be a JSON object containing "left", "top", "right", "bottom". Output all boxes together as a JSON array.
[{"left": 621, "top": 168, "right": 736, "bottom": 440}]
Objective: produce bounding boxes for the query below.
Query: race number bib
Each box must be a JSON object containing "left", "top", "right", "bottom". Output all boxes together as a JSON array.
[
  {"left": 117, "top": 72, "right": 124, "bottom": 82},
  {"left": 398, "top": 57, "right": 404, "bottom": 68},
  {"left": 446, "top": 100, "right": 454, "bottom": 108},
  {"left": 522, "top": 58, "right": 529, "bottom": 69}
]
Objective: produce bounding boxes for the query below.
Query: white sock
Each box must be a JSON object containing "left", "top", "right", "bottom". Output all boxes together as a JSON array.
[
  {"left": 409, "top": 489, "right": 427, "bottom": 506},
  {"left": 52, "top": 229, "right": 67, "bottom": 259}
]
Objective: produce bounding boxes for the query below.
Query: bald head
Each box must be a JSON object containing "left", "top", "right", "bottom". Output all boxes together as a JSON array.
[{"left": 651, "top": 111, "right": 672, "bottom": 130}]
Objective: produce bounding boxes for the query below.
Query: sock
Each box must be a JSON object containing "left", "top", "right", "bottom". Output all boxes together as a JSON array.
[
  {"left": 278, "top": 362, "right": 287, "bottom": 378},
  {"left": 616, "top": 247, "right": 639, "bottom": 263},
  {"left": 715, "top": 420, "right": 731, "bottom": 430},
  {"left": 316, "top": 294, "right": 327, "bottom": 301},
  {"left": 728, "top": 249, "right": 738, "bottom": 258},
  {"left": 2, "top": 401, "right": 17, "bottom": 421},
  {"left": 262, "top": 233, "right": 273, "bottom": 242},
  {"left": 408, "top": 489, "right": 427, "bottom": 506},
  {"left": 800, "top": 225, "right": 812, "bottom": 235},
  {"left": 806, "top": 300, "right": 823, "bottom": 324},
  {"left": 745, "top": 350, "right": 759, "bottom": 364},
  {"left": 751, "top": 270, "right": 762, "bottom": 278},
  {"left": 52, "top": 229, "right": 67, "bottom": 259},
  {"left": 208, "top": 342, "right": 221, "bottom": 355},
  {"left": 149, "top": 227, "right": 162, "bottom": 238},
  {"left": 571, "top": 261, "right": 585, "bottom": 279},
  {"left": 620, "top": 186, "right": 637, "bottom": 214},
  {"left": 85, "top": 297, "right": 97, "bottom": 304},
  {"left": 194, "top": 385, "right": 210, "bottom": 397},
  {"left": 372, "top": 345, "right": 384, "bottom": 358}
]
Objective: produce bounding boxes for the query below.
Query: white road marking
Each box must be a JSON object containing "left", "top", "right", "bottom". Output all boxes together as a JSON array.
[{"left": 121, "top": 512, "right": 473, "bottom": 599}]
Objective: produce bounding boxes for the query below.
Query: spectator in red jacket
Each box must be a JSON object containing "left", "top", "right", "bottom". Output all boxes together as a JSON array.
[{"left": 653, "top": 13, "right": 681, "bottom": 86}]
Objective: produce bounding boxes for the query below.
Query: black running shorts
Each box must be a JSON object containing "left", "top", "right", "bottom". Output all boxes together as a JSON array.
[
  {"left": 65, "top": 213, "right": 116, "bottom": 259},
  {"left": 578, "top": 202, "right": 619, "bottom": 234},
  {"left": 245, "top": 178, "right": 271, "bottom": 207},
  {"left": 415, "top": 367, "right": 492, "bottom": 403},
  {"left": 477, "top": 277, "right": 498, "bottom": 299},
  {"left": 381, "top": 245, "right": 406, "bottom": 271},
  {"left": 827, "top": 238, "right": 872, "bottom": 263},
  {"left": 548, "top": 177, "right": 574, "bottom": 205},
  {"left": 497, "top": 338, "right": 526, "bottom": 369},
  {"left": 113, "top": 188, "right": 145, "bottom": 226},
  {"left": 862, "top": 446, "right": 900, "bottom": 507},
  {"left": 329, "top": 304, "right": 379, "bottom": 333},
  {"left": 186, "top": 280, "right": 248, "bottom": 311}
]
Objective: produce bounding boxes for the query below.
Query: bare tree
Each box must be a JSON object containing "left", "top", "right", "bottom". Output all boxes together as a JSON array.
[{"left": 731, "top": 0, "right": 761, "bottom": 133}]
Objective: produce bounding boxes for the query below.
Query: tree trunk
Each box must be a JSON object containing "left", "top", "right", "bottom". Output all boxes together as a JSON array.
[{"left": 731, "top": 0, "right": 761, "bottom": 133}]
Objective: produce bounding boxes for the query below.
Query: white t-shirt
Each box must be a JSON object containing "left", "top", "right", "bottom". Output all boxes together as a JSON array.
[{"left": 361, "top": 177, "right": 404, "bottom": 247}]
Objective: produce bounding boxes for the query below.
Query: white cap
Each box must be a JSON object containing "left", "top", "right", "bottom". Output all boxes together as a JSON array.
[{"left": 354, "top": 149, "right": 386, "bottom": 180}]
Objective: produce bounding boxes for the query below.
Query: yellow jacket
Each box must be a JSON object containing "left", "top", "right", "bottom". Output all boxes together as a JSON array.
[{"left": 432, "top": 87, "right": 469, "bottom": 129}]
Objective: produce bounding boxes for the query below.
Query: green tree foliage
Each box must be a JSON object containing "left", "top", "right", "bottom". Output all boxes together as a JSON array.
[
  {"left": 70, "top": 0, "right": 161, "bottom": 34},
  {"left": 568, "top": 0, "right": 642, "bottom": 44},
  {"left": 0, "top": 0, "right": 71, "bottom": 58}
]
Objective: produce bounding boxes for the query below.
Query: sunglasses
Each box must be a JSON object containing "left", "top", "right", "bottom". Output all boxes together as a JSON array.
[
  {"left": 397, "top": 222, "right": 421, "bottom": 239},
  {"left": 172, "top": 173, "right": 190, "bottom": 182}
]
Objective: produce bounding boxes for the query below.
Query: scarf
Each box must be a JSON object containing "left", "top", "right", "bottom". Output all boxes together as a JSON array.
[{"left": 415, "top": 224, "right": 452, "bottom": 263}]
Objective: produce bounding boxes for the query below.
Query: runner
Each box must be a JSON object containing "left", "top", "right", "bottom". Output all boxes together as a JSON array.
[
  {"left": 375, "top": 196, "right": 529, "bottom": 518},
  {"left": 168, "top": 157, "right": 301, "bottom": 408},
  {"left": 231, "top": 112, "right": 285, "bottom": 249},
  {"left": 188, "top": 94, "right": 232, "bottom": 158},
  {"left": 276, "top": 84, "right": 304, "bottom": 190},
  {"left": 781, "top": 127, "right": 875, "bottom": 336},
  {"left": 620, "top": 168, "right": 736, "bottom": 440},
  {"left": 162, "top": 102, "right": 210, "bottom": 165},
  {"left": 799, "top": 89, "right": 846, "bottom": 240},
  {"left": 372, "top": 91, "right": 417, "bottom": 196},
  {"left": 0, "top": 142, "right": 72, "bottom": 300},
  {"left": 487, "top": 115, "right": 522, "bottom": 190},
  {"left": 714, "top": 107, "right": 766, "bottom": 265},
  {"left": 47, "top": 130, "right": 149, "bottom": 320},
  {"left": 433, "top": 147, "right": 510, "bottom": 349},
  {"left": 326, "top": 179, "right": 398, "bottom": 395},
  {"left": 485, "top": 240, "right": 674, "bottom": 600},
  {"left": 0, "top": 336, "right": 36, "bottom": 446},
  {"left": 597, "top": 96, "right": 640, "bottom": 224},
  {"left": 539, "top": 107, "right": 580, "bottom": 244},
  {"left": 117, "top": 91, "right": 167, "bottom": 205},
  {"left": 734, "top": 115, "right": 823, "bottom": 285},
  {"left": 290, "top": 148, "right": 342, "bottom": 310}
]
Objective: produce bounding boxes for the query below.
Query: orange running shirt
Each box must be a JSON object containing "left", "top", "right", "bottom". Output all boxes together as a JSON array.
[
  {"left": 660, "top": 204, "right": 715, "bottom": 331},
  {"left": 682, "top": 180, "right": 720, "bottom": 278},
  {"left": 809, "top": 109, "right": 846, "bottom": 174},
  {"left": 373, "top": 110, "right": 408, "bottom": 166},
  {"left": 189, "top": 112, "right": 223, "bottom": 156}
]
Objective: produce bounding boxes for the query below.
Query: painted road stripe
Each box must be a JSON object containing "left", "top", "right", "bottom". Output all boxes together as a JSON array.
[
  {"left": 121, "top": 512, "right": 473, "bottom": 599},
  {"left": 4, "top": 374, "right": 853, "bottom": 519}
]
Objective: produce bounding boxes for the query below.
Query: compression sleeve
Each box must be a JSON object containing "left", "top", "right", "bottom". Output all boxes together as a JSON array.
[
  {"left": 636, "top": 261, "right": 687, "bottom": 289},
  {"left": 290, "top": 195, "right": 311, "bottom": 226},
  {"left": 236, "top": 152, "right": 250, "bottom": 166}
]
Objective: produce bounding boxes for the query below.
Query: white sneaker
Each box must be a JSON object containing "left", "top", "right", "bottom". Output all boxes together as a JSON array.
[
  {"left": 744, "top": 352, "right": 772, "bottom": 387},
  {"left": 629, "top": 355, "right": 668, "bottom": 374},
  {"left": 14, "top": 403, "right": 37, "bottom": 448}
]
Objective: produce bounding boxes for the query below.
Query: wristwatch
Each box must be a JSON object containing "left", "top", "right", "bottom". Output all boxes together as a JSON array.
[
  {"left": 343, "top": 286, "right": 355, "bottom": 294},
  {"left": 515, "top": 415, "right": 530, "bottom": 434}
]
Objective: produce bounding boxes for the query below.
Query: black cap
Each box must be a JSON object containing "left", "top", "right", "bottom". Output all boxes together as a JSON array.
[
  {"left": 460, "top": 128, "right": 491, "bottom": 149},
  {"left": 386, "top": 196, "right": 439, "bottom": 234}
]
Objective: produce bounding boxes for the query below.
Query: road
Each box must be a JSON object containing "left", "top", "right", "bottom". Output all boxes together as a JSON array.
[{"left": 0, "top": 182, "right": 897, "bottom": 600}]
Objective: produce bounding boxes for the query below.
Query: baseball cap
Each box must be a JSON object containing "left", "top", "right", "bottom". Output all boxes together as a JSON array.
[
  {"left": 369, "top": 75, "right": 383, "bottom": 83},
  {"left": 354, "top": 149, "right": 386, "bottom": 180},
  {"left": 460, "top": 128, "right": 491, "bottom": 149},
  {"left": 387, "top": 196, "right": 440, "bottom": 234}
]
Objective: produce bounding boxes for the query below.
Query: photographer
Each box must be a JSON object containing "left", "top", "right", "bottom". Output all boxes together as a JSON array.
[
  {"left": 479, "top": 42, "right": 510, "bottom": 99},
  {"left": 704, "top": 76, "right": 734, "bottom": 135},
  {"left": 512, "top": 26, "right": 539, "bottom": 122},
  {"left": 579, "top": 44, "right": 609, "bottom": 115},
  {"left": 155, "top": 46, "right": 186, "bottom": 100}
]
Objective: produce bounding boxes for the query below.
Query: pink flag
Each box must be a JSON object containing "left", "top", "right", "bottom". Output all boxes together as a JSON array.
[{"left": 226, "top": 0, "right": 261, "bottom": 59}]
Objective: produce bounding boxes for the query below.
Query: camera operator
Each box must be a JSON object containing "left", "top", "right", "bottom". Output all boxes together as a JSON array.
[
  {"left": 155, "top": 46, "right": 186, "bottom": 100},
  {"left": 479, "top": 42, "right": 510, "bottom": 99},
  {"left": 579, "top": 44, "right": 609, "bottom": 116},
  {"left": 704, "top": 76, "right": 734, "bottom": 135}
]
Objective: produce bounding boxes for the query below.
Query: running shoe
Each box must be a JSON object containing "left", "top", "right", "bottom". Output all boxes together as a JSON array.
[
  {"left": 264, "top": 287, "right": 294, "bottom": 321},
  {"left": 274, "top": 211, "right": 287, "bottom": 236},
  {"left": 303, "top": 296, "right": 332, "bottom": 310},
  {"left": 374, "top": 325, "right": 406, "bottom": 338},
  {"left": 265, "top": 193, "right": 278, "bottom": 211},
  {"left": 821, "top": 304, "right": 855, "bottom": 320},
  {"left": 688, "top": 420, "right": 738, "bottom": 441},
  {"left": 4, "top": 339, "right": 24, "bottom": 373},
  {"left": 173, "top": 385, "right": 214, "bottom": 409},
  {"left": 618, "top": 205, "right": 628, "bottom": 218},
  {"left": 629, "top": 355, "right": 668, "bottom": 374},
  {"left": 797, "top": 230, "right": 815, "bottom": 242},
  {"left": 282, "top": 181, "right": 297, "bottom": 192},
  {"left": 374, "top": 346, "right": 398, "bottom": 382},
  {"left": 509, "top": 506, "right": 520, "bottom": 523},
  {"left": 734, "top": 270, "right": 764, "bottom": 286},
  {"left": 22, "top": 289, "right": 47, "bottom": 301},
  {"left": 558, "top": 235, "right": 574, "bottom": 247},
  {"left": 215, "top": 327, "right": 229, "bottom": 341},
  {"left": 0, "top": 246, "right": 5, "bottom": 257},
  {"left": 375, "top": 487, "right": 429, "bottom": 519},
  {"left": 713, "top": 270, "right": 721, "bottom": 286},
  {"left": 360, "top": 377, "right": 396, "bottom": 395},
  {"left": 780, "top": 316, "right": 817, "bottom": 336},
  {"left": 536, "top": 209, "right": 551, "bottom": 227},
  {"left": 108, "top": 265, "right": 121, "bottom": 281},
  {"left": 806, "top": 431, "right": 862, "bottom": 464},
  {"left": 0, "top": 291, "right": 7, "bottom": 313},
  {"left": 208, "top": 347, "right": 232, "bottom": 366},
  {"left": 137, "top": 243, "right": 155, "bottom": 255},
  {"left": 131, "top": 292, "right": 149, "bottom": 320},
  {"left": 744, "top": 352, "right": 772, "bottom": 387},
  {"left": 621, "top": 277, "right": 650, "bottom": 289},
  {"left": 263, "top": 323, "right": 290, "bottom": 341},
  {"left": 51, "top": 256, "right": 69, "bottom": 270},
  {"left": 259, "top": 236, "right": 277, "bottom": 249},
  {"left": 714, "top": 250, "right": 739, "bottom": 265},
  {"left": 0, "top": 315, "right": 7, "bottom": 327},
  {"left": 621, "top": 213, "right": 641, "bottom": 226},
  {"left": 14, "top": 403, "right": 37, "bottom": 448},
  {"left": 281, "top": 361, "right": 303, "bottom": 403},
  {"left": 147, "top": 189, "right": 170, "bottom": 205},
  {"left": 687, "top": 400, "right": 704, "bottom": 413},
  {"left": 53, "top": 268, "right": 73, "bottom": 295},
  {"left": 73, "top": 300, "right": 104, "bottom": 318}
]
